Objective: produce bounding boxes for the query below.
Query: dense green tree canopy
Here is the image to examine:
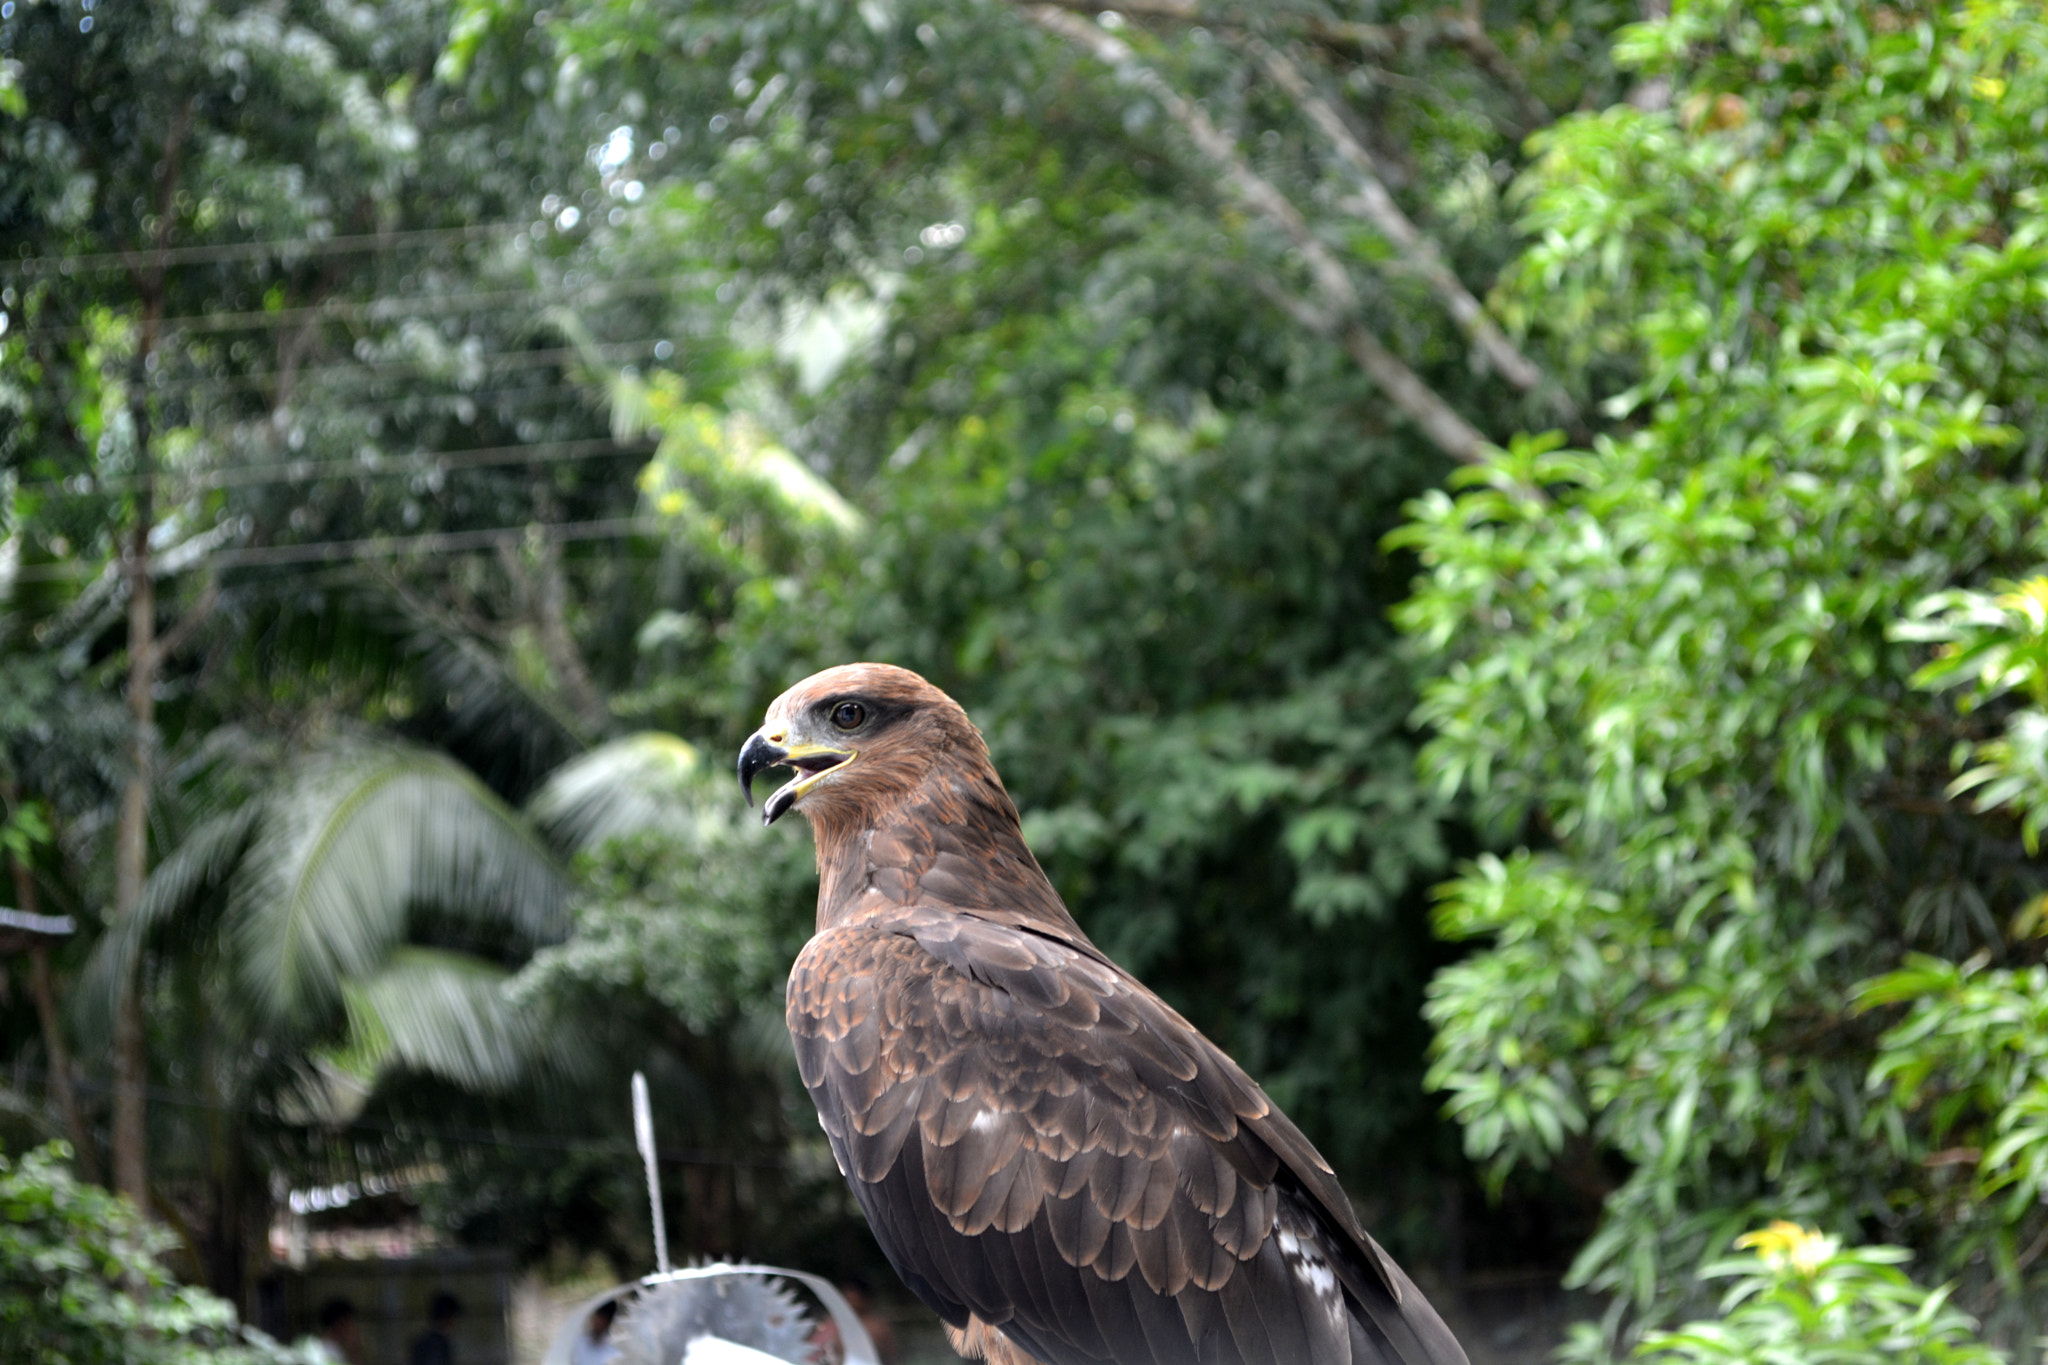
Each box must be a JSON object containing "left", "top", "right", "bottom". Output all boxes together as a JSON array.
[
  {"left": 1398, "top": 0, "right": 2048, "bottom": 1347},
  {"left": 8, "top": 0, "right": 2048, "bottom": 1355}
]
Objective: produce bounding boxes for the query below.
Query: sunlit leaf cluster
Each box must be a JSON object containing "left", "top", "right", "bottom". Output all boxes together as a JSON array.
[
  {"left": 1595, "top": 1222, "right": 2002, "bottom": 1365},
  {"left": 0, "top": 1143, "right": 311, "bottom": 1365}
]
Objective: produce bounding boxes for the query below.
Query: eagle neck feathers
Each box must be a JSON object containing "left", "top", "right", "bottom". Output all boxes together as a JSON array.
[{"left": 810, "top": 760, "right": 1090, "bottom": 946}]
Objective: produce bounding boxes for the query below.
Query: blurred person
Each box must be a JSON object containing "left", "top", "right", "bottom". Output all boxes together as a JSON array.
[
  {"left": 310, "top": 1297, "right": 361, "bottom": 1365},
  {"left": 408, "top": 1290, "right": 462, "bottom": 1365},
  {"left": 570, "top": 1298, "right": 620, "bottom": 1365}
]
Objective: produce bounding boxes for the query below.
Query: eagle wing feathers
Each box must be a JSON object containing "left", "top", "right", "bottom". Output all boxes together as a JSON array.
[{"left": 788, "top": 906, "right": 1465, "bottom": 1365}]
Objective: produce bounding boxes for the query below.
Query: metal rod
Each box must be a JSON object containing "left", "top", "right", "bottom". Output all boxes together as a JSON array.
[{"left": 632, "top": 1071, "right": 671, "bottom": 1275}]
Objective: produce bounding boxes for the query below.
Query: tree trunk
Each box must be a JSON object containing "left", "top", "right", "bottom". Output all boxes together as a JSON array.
[
  {"left": 531, "top": 529, "right": 609, "bottom": 734},
  {"left": 27, "top": 947, "right": 89, "bottom": 1154},
  {"left": 109, "top": 101, "right": 187, "bottom": 1213},
  {"left": 1628, "top": 0, "right": 1674, "bottom": 111},
  {"left": 111, "top": 452, "right": 156, "bottom": 1212},
  {"left": 202, "top": 1022, "right": 249, "bottom": 1310}
]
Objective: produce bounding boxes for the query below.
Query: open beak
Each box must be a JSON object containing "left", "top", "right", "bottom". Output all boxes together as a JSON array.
[{"left": 737, "top": 731, "right": 856, "bottom": 826}]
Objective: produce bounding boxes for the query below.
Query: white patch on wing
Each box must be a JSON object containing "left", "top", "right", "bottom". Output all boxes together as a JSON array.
[
  {"left": 1277, "top": 1203, "right": 1345, "bottom": 1325},
  {"left": 971, "top": 1109, "right": 1002, "bottom": 1134}
]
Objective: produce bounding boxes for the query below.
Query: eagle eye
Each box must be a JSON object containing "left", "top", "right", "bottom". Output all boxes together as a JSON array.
[{"left": 828, "top": 701, "right": 867, "bottom": 731}]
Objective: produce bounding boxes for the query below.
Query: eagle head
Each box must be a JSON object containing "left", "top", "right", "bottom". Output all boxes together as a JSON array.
[{"left": 737, "top": 662, "right": 985, "bottom": 828}]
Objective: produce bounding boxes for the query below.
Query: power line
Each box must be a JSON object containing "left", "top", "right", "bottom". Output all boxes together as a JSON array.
[
  {"left": 7, "top": 515, "right": 670, "bottom": 583},
  {"left": 47, "top": 1068, "right": 788, "bottom": 1167},
  {"left": 16, "top": 435, "right": 656, "bottom": 500},
  {"left": 2, "top": 222, "right": 528, "bottom": 277},
  {"left": 211, "top": 516, "right": 663, "bottom": 570},
  {"left": 7, "top": 380, "right": 635, "bottom": 470},
  {"left": 8, "top": 273, "right": 703, "bottom": 343},
  {"left": 25, "top": 339, "right": 667, "bottom": 404},
  {"left": 266, "top": 379, "right": 615, "bottom": 422},
  {"left": 219, "top": 378, "right": 611, "bottom": 423},
  {"left": 29, "top": 380, "right": 621, "bottom": 436}
]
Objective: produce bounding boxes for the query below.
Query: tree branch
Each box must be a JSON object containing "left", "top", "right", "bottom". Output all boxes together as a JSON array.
[
  {"left": 1030, "top": 0, "right": 1553, "bottom": 134},
  {"left": 1429, "top": 16, "right": 1553, "bottom": 136},
  {"left": 1255, "top": 40, "right": 1566, "bottom": 409},
  {"left": 1251, "top": 280, "right": 1490, "bottom": 461},
  {"left": 1337, "top": 323, "right": 1488, "bottom": 463},
  {"left": 1027, "top": 6, "right": 1491, "bottom": 465}
]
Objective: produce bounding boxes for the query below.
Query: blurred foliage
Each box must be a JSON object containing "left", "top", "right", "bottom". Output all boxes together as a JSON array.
[
  {"left": 1861, "top": 957, "right": 2048, "bottom": 1237},
  {"left": 492, "top": 0, "right": 1634, "bottom": 1262},
  {"left": 0, "top": 1143, "right": 309, "bottom": 1365},
  {"left": 0, "top": 0, "right": 837, "bottom": 1305},
  {"left": 1396, "top": 0, "right": 2048, "bottom": 1347},
  {"left": 1904, "top": 578, "right": 2048, "bottom": 853}
]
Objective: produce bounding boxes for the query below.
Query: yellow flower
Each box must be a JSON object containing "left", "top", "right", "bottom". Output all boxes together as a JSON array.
[
  {"left": 1735, "top": 1221, "right": 1836, "bottom": 1275},
  {"left": 1996, "top": 577, "right": 2048, "bottom": 631}
]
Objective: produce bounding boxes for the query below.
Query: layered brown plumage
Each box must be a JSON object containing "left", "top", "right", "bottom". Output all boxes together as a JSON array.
[{"left": 739, "top": 663, "right": 1469, "bottom": 1365}]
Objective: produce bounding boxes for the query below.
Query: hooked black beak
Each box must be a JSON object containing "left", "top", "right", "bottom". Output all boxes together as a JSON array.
[
  {"left": 738, "top": 731, "right": 856, "bottom": 826},
  {"left": 738, "top": 732, "right": 789, "bottom": 817}
]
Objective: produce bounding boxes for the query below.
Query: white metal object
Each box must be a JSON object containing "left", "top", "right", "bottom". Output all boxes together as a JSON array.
[
  {"left": 631, "top": 1070, "right": 670, "bottom": 1275},
  {"left": 539, "top": 1264, "right": 882, "bottom": 1365},
  {"left": 682, "top": 1335, "right": 796, "bottom": 1365}
]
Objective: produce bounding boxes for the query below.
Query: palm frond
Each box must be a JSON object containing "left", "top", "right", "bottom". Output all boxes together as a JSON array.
[
  {"left": 238, "top": 573, "right": 585, "bottom": 787},
  {"left": 327, "top": 946, "right": 564, "bottom": 1092},
  {"left": 526, "top": 731, "right": 709, "bottom": 851},
  {"left": 228, "top": 743, "right": 568, "bottom": 1025},
  {"left": 402, "top": 620, "right": 587, "bottom": 782},
  {"left": 73, "top": 803, "right": 262, "bottom": 1044}
]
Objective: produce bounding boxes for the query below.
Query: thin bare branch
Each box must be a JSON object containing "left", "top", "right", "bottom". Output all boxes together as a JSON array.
[
  {"left": 1338, "top": 324, "right": 1487, "bottom": 463},
  {"left": 1256, "top": 41, "right": 1567, "bottom": 409},
  {"left": 1028, "top": 5, "right": 1491, "bottom": 465},
  {"left": 1251, "top": 279, "right": 1490, "bottom": 462},
  {"left": 496, "top": 532, "right": 610, "bottom": 736},
  {"left": 1430, "top": 17, "right": 1553, "bottom": 135},
  {"left": 3, "top": 777, "right": 92, "bottom": 1168},
  {"left": 1030, "top": 0, "right": 1553, "bottom": 134}
]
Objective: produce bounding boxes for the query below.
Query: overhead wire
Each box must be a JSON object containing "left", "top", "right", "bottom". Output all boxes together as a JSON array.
[
  {"left": 20, "top": 338, "right": 669, "bottom": 403},
  {"left": 14, "top": 434, "right": 658, "bottom": 500},
  {"left": 3, "top": 235, "right": 805, "bottom": 1182},
  {"left": 252, "top": 378, "right": 625, "bottom": 423},
  {"left": 210, "top": 515, "right": 665, "bottom": 569},
  {"left": 13, "top": 381, "right": 627, "bottom": 439},
  {"left": 49, "top": 1067, "right": 789, "bottom": 1167},
  {"left": 1, "top": 221, "right": 528, "bottom": 276},
  {"left": 6, "top": 272, "right": 711, "bottom": 343},
  {"left": 7, "top": 514, "right": 671, "bottom": 584},
  {"left": 3, "top": 221, "right": 721, "bottom": 585}
]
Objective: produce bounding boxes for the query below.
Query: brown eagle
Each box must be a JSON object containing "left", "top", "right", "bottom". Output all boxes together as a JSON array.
[{"left": 738, "top": 663, "right": 1469, "bottom": 1365}]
